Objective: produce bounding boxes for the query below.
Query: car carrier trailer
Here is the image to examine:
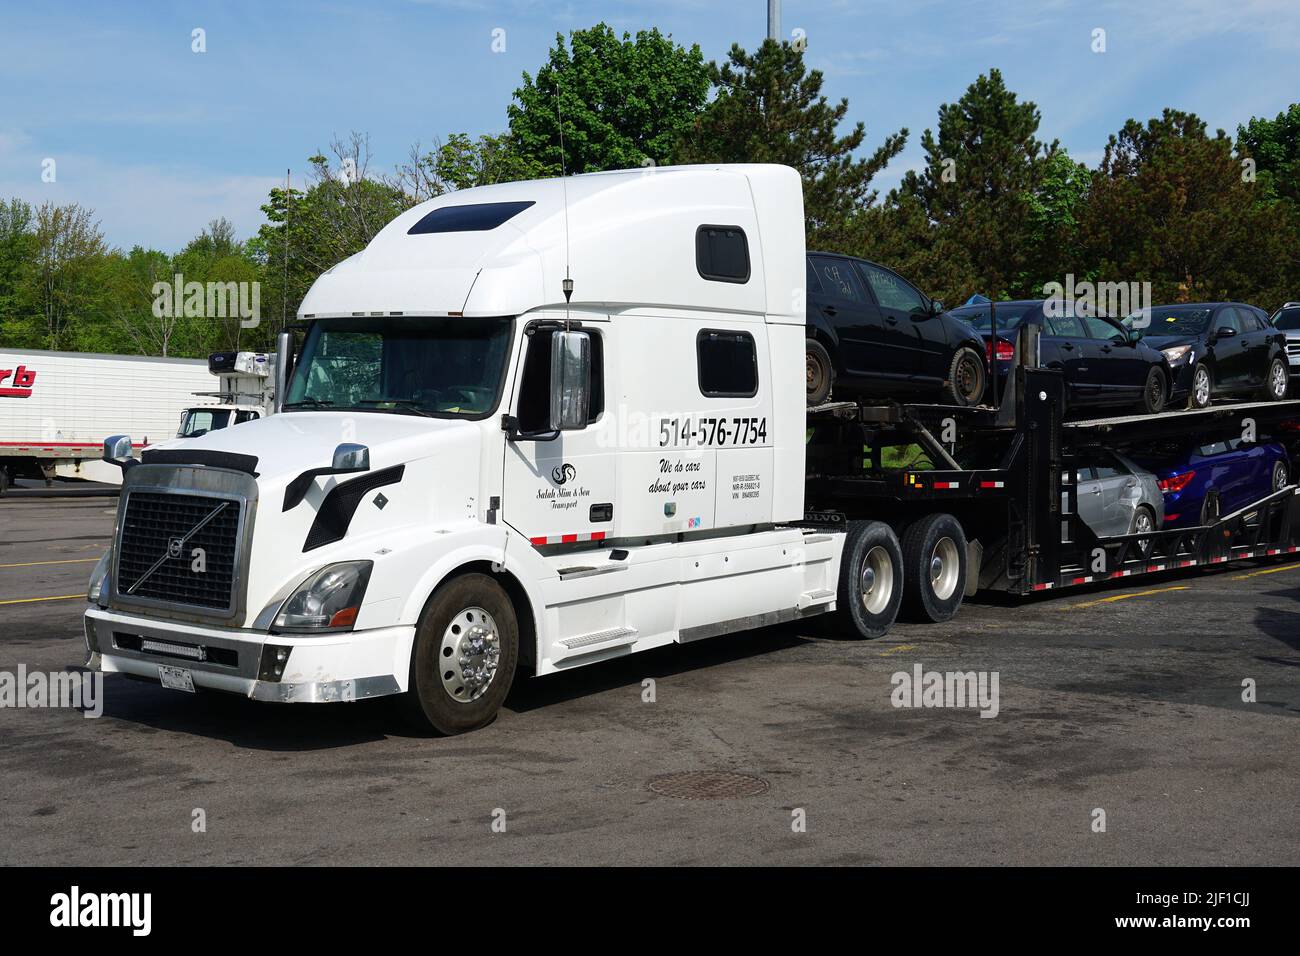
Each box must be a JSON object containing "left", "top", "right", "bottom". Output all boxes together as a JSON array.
[{"left": 81, "top": 163, "right": 1300, "bottom": 736}]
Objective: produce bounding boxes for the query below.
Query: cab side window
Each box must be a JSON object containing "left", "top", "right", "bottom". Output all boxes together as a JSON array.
[
  {"left": 1213, "top": 309, "right": 1242, "bottom": 334},
  {"left": 698, "top": 330, "right": 758, "bottom": 398},
  {"left": 859, "top": 262, "right": 927, "bottom": 316},
  {"left": 1082, "top": 317, "right": 1122, "bottom": 340},
  {"left": 1046, "top": 314, "right": 1086, "bottom": 338},
  {"left": 516, "top": 327, "right": 604, "bottom": 432}
]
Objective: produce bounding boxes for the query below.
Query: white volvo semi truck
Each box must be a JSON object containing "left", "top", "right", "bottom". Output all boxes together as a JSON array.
[{"left": 83, "top": 164, "right": 1300, "bottom": 735}]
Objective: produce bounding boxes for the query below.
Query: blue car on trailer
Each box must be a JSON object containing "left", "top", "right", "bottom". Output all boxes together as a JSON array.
[{"left": 1130, "top": 438, "right": 1290, "bottom": 528}]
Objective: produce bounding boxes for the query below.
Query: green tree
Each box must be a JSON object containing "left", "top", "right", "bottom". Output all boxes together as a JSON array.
[
  {"left": 508, "top": 23, "right": 710, "bottom": 174},
  {"left": 24, "top": 202, "right": 107, "bottom": 350},
  {"left": 392, "top": 132, "right": 546, "bottom": 201},
  {"left": 876, "top": 69, "right": 1057, "bottom": 302},
  {"left": 0, "top": 198, "right": 36, "bottom": 343},
  {"left": 1081, "top": 109, "right": 1294, "bottom": 307},
  {"left": 1238, "top": 103, "right": 1300, "bottom": 206},
  {"left": 678, "top": 39, "right": 905, "bottom": 251}
]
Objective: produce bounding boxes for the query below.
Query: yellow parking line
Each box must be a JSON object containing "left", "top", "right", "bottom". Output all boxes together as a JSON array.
[
  {"left": 1062, "top": 585, "right": 1189, "bottom": 610},
  {"left": 1231, "top": 562, "right": 1300, "bottom": 580},
  {"left": 0, "top": 558, "right": 99, "bottom": 569},
  {"left": 880, "top": 644, "right": 917, "bottom": 656},
  {"left": 0, "top": 594, "right": 83, "bottom": 606}
]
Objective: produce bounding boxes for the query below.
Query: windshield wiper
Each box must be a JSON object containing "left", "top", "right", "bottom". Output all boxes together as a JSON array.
[
  {"left": 283, "top": 397, "right": 335, "bottom": 409},
  {"left": 353, "top": 399, "right": 437, "bottom": 417}
]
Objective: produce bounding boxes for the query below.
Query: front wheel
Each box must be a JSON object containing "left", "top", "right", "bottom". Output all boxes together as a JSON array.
[
  {"left": 1188, "top": 363, "right": 1212, "bottom": 409},
  {"left": 1271, "top": 459, "right": 1288, "bottom": 493},
  {"left": 943, "top": 346, "right": 987, "bottom": 407},
  {"left": 1262, "top": 357, "right": 1289, "bottom": 401},
  {"left": 834, "top": 520, "right": 903, "bottom": 638},
  {"left": 400, "top": 573, "right": 520, "bottom": 736},
  {"left": 1139, "top": 366, "right": 1167, "bottom": 414},
  {"left": 901, "top": 513, "right": 968, "bottom": 623}
]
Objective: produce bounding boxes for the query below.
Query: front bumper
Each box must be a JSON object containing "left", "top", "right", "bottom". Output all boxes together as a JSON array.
[{"left": 83, "top": 606, "right": 412, "bottom": 703}]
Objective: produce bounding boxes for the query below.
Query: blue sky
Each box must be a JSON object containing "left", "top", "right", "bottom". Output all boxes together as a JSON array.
[{"left": 2, "top": 0, "right": 1298, "bottom": 251}]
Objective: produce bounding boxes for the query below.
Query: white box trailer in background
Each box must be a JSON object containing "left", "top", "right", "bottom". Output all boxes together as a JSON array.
[{"left": 0, "top": 349, "right": 210, "bottom": 492}]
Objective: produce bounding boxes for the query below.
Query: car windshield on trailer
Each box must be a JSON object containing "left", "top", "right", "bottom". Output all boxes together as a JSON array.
[
  {"left": 947, "top": 301, "right": 1038, "bottom": 333},
  {"left": 1125, "top": 306, "right": 1214, "bottom": 335},
  {"left": 284, "top": 316, "right": 514, "bottom": 419},
  {"left": 1270, "top": 307, "right": 1300, "bottom": 330}
]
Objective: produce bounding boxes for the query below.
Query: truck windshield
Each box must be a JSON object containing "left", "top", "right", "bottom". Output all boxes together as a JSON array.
[
  {"left": 178, "top": 408, "right": 232, "bottom": 437},
  {"left": 285, "top": 316, "right": 514, "bottom": 419}
]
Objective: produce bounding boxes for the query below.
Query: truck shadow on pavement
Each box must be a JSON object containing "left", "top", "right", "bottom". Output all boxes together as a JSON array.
[{"left": 89, "top": 626, "right": 811, "bottom": 750}]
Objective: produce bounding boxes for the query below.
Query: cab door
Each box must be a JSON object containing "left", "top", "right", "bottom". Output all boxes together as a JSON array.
[{"left": 501, "top": 321, "right": 619, "bottom": 545}]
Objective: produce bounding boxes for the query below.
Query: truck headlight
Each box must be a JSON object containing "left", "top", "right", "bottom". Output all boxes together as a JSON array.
[
  {"left": 1161, "top": 345, "right": 1193, "bottom": 364},
  {"left": 87, "top": 550, "right": 111, "bottom": 607},
  {"left": 272, "top": 561, "right": 373, "bottom": 633}
]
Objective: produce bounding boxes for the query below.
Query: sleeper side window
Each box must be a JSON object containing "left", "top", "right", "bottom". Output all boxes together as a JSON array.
[
  {"left": 697, "top": 329, "right": 758, "bottom": 398},
  {"left": 696, "top": 226, "right": 750, "bottom": 283},
  {"left": 516, "top": 327, "right": 604, "bottom": 432}
]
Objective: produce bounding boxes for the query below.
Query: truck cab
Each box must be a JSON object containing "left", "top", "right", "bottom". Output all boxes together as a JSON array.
[
  {"left": 176, "top": 351, "right": 276, "bottom": 439},
  {"left": 84, "top": 165, "right": 845, "bottom": 735}
]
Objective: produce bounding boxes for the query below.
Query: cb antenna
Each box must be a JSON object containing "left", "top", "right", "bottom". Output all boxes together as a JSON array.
[{"left": 555, "top": 86, "right": 573, "bottom": 327}]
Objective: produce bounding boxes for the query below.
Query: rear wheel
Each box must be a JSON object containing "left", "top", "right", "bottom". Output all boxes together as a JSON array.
[
  {"left": 1262, "top": 357, "right": 1289, "bottom": 401},
  {"left": 834, "top": 520, "right": 903, "bottom": 638},
  {"left": 901, "top": 513, "right": 968, "bottom": 623},
  {"left": 1131, "top": 505, "right": 1156, "bottom": 553},
  {"left": 400, "top": 573, "right": 519, "bottom": 736},
  {"left": 806, "top": 339, "right": 834, "bottom": 406},
  {"left": 1200, "top": 491, "right": 1220, "bottom": 527},
  {"left": 1139, "top": 367, "right": 1167, "bottom": 414},
  {"left": 944, "top": 346, "right": 987, "bottom": 407},
  {"left": 1188, "top": 363, "right": 1212, "bottom": 409}
]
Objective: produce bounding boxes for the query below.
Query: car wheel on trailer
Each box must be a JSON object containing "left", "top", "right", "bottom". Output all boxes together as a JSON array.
[
  {"left": 1188, "top": 363, "right": 1212, "bottom": 409},
  {"left": 835, "top": 520, "right": 903, "bottom": 638},
  {"left": 806, "top": 339, "right": 834, "bottom": 406},
  {"left": 1130, "top": 505, "right": 1156, "bottom": 553},
  {"left": 400, "top": 572, "right": 519, "bottom": 736},
  {"left": 1200, "top": 491, "right": 1220, "bottom": 526},
  {"left": 1271, "top": 460, "right": 1288, "bottom": 492},
  {"left": 1262, "top": 357, "right": 1289, "bottom": 402},
  {"left": 1139, "top": 367, "right": 1167, "bottom": 414},
  {"left": 944, "top": 346, "right": 986, "bottom": 407},
  {"left": 901, "top": 513, "right": 968, "bottom": 623}
]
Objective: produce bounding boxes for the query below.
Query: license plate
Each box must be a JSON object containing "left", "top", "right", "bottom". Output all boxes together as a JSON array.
[{"left": 158, "top": 664, "right": 195, "bottom": 693}]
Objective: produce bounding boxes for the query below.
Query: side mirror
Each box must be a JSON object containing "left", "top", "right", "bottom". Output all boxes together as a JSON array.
[
  {"left": 549, "top": 330, "right": 591, "bottom": 431},
  {"left": 103, "top": 434, "right": 138, "bottom": 472},
  {"left": 1215, "top": 326, "right": 1237, "bottom": 339},
  {"left": 274, "top": 329, "right": 295, "bottom": 412},
  {"left": 331, "top": 443, "right": 370, "bottom": 473},
  {"left": 930, "top": 299, "right": 945, "bottom": 316}
]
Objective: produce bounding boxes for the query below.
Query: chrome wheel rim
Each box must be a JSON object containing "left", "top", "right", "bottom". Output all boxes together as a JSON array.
[
  {"left": 439, "top": 606, "right": 501, "bottom": 703},
  {"left": 1274, "top": 462, "right": 1288, "bottom": 492},
  {"left": 860, "top": 546, "right": 893, "bottom": 616},
  {"left": 1270, "top": 362, "right": 1287, "bottom": 398},
  {"left": 929, "top": 536, "right": 960, "bottom": 601},
  {"left": 1134, "top": 510, "right": 1153, "bottom": 549},
  {"left": 1193, "top": 367, "right": 1210, "bottom": 406}
]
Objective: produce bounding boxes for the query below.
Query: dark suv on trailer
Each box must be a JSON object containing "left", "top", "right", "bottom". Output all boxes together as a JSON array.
[
  {"left": 1122, "top": 302, "right": 1288, "bottom": 407},
  {"left": 805, "top": 252, "right": 987, "bottom": 406}
]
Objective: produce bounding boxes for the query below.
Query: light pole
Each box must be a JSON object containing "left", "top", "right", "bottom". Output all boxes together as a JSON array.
[{"left": 768, "top": 0, "right": 780, "bottom": 41}]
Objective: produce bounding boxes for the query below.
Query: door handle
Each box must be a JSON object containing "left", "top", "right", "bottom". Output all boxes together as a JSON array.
[
  {"left": 1060, "top": 343, "right": 1075, "bottom": 351},
  {"left": 822, "top": 305, "right": 838, "bottom": 317},
  {"left": 1101, "top": 346, "right": 1112, "bottom": 353},
  {"left": 885, "top": 317, "right": 898, "bottom": 325},
  {"left": 1091, "top": 487, "right": 1102, "bottom": 495}
]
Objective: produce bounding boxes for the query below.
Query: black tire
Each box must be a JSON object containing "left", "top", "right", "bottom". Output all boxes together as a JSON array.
[
  {"left": 1187, "top": 362, "right": 1212, "bottom": 409},
  {"left": 0, "top": 468, "right": 8, "bottom": 496},
  {"left": 1200, "top": 491, "right": 1220, "bottom": 527},
  {"left": 901, "top": 513, "right": 968, "bottom": 623},
  {"left": 400, "top": 573, "right": 519, "bottom": 736},
  {"left": 943, "top": 346, "right": 987, "bottom": 407},
  {"left": 834, "top": 520, "right": 903, "bottom": 638},
  {"left": 1139, "top": 366, "right": 1167, "bottom": 414},
  {"left": 1261, "top": 357, "right": 1289, "bottom": 402},
  {"left": 806, "top": 338, "right": 834, "bottom": 406}
]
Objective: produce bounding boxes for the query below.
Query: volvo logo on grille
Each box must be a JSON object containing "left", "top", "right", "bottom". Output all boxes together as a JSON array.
[{"left": 167, "top": 537, "right": 184, "bottom": 559}]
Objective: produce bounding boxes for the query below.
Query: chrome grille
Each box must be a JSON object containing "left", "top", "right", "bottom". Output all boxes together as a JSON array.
[
  {"left": 1287, "top": 342, "right": 1300, "bottom": 356},
  {"left": 116, "top": 491, "right": 242, "bottom": 611}
]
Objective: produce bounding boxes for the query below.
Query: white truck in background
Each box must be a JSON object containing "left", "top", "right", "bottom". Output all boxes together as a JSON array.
[
  {"left": 176, "top": 351, "right": 276, "bottom": 439},
  {"left": 0, "top": 349, "right": 210, "bottom": 493}
]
